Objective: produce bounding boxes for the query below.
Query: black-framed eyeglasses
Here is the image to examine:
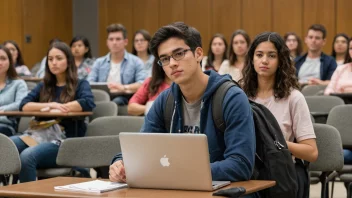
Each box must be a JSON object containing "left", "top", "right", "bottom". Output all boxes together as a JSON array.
[{"left": 157, "top": 49, "right": 192, "bottom": 67}]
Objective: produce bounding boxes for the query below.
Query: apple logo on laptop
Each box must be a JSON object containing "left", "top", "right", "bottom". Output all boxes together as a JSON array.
[{"left": 160, "top": 155, "right": 170, "bottom": 167}]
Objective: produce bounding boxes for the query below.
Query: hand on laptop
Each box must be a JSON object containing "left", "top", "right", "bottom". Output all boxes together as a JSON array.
[{"left": 109, "top": 160, "right": 126, "bottom": 183}]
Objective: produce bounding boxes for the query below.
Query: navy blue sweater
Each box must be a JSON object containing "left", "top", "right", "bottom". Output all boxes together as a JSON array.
[
  {"left": 113, "top": 71, "right": 256, "bottom": 182},
  {"left": 19, "top": 80, "right": 96, "bottom": 137}
]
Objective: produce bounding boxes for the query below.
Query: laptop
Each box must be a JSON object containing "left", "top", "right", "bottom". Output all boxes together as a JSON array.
[{"left": 119, "top": 132, "right": 230, "bottom": 191}]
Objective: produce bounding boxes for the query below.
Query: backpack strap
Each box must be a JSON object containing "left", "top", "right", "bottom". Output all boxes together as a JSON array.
[
  {"left": 212, "top": 80, "right": 239, "bottom": 134},
  {"left": 164, "top": 91, "right": 175, "bottom": 133},
  {"left": 164, "top": 80, "right": 239, "bottom": 134}
]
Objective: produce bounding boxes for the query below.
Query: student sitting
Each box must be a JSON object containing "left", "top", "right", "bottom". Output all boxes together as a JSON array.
[
  {"left": 128, "top": 61, "right": 171, "bottom": 116},
  {"left": 241, "top": 32, "right": 318, "bottom": 198},
  {"left": 201, "top": 34, "right": 228, "bottom": 72},
  {"left": 284, "top": 32, "right": 303, "bottom": 60},
  {"left": 4, "top": 40, "right": 31, "bottom": 76},
  {"left": 10, "top": 42, "right": 95, "bottom": 183},
  {"left": 294, "top": 24, "right": 337, "bottom": 85},
  {"left": 87, "top": 24, "right": 147, "bottom": 105},
  {"left": 110, "top": 22, "right": 256, "bottom": 187},
  {"left": 132, "top": 29, "right": 155, "bottom": 77},
  {"left": 70, "top": 36, "right": 95, "bottom": 80},
  {"left": 0, "top": 45, "right": 28, "bottom": 136},
  {"left": 218, "top": 30, "right": 250, "bottom": 81},
  {"left": 325, "top": 37, "right": 352, "bottom": 95},
  {"left": 35, "top": 38, "right": 62, "bottom": 78},
  {"left": 331, "top": 33, "right": 349, "bottom": 65}
]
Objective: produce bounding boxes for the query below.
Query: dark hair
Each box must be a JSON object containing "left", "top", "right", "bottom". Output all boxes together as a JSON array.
[
  {"left": 228, "top": 30, "right": 251, "bottom": 65},
  {"left": 346, "top": 37, "right": 352, "bottom": 64},
  {"left": 205, "top": 33, "right": 228, "bottom": 70},
  {"left": 283, "top": 32, "right": 303, "bottom": 57},
  {"left": 49, "top": 38, "right": 62, "bottom": 46},
  {"left": 240, "top": 32, "right": 299, "bottom": 99},
  {"left": 331, "top": 33, "right": 349, "bottom": 63},
  {"left": 308, "top": 24, "right": 327, "bottom": 39},
  {"left": 132, "top": 29, "right": 152, "bottom": 56},
  {"left": 40, "top": 42, "right": 78, "bottom": 103},
  {"left": 148, "top": 59, "right": 167, "bottom": 96},
  {"left": 3, "top": 40, "right": 25, "bottom": 66},
  {"left": 70, "top": 36, "right": 93, "bottom": 58},
  {"left": 0, "top": 45, "right": 18, "bottom": 79},
  {"left": 150, "top": 22, "right": 202, "bottom": 59},
  {"left": 106, "top": 23, "right": 127, "bottom": 39}
]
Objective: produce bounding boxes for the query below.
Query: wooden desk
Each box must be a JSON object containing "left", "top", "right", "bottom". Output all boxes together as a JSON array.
[
  {"left": 0, "top": 111, "right": 92, "bottom": 118},
  {"left": 0, "top": 177, "right": 276, "bottom": 198},
  {"left": 21, "top": 77, "right": 43, "bottom": 82},
  {"left": 0, "top": 111, "right": 92, "bottom": 136}
]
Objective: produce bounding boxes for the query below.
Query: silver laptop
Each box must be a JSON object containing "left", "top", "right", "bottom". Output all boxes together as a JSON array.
[{"left": 119, "top": 132, "right": 230, "bottom": 191}]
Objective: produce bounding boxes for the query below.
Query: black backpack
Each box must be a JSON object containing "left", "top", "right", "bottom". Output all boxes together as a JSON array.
[{"left": 164, "top": 80, "right": 298, "bottom": 198}]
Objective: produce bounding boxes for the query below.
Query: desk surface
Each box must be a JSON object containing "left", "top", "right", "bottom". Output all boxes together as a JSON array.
[
  {"left": 0, "top": 177, "right": 275, "bottom": 198},
  {"left": 21, "top": 77, "right": 43, "bottom": 82},
  {"left": 0, "top": 111, "right": 92, "bottom": 117}
]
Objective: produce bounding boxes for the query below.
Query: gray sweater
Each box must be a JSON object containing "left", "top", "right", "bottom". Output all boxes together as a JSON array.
[{"left": 0, "top": 78, "right": 28, "bottom": 133}]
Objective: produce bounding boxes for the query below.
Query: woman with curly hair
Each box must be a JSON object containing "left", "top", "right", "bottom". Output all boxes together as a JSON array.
[{"left": 240, "top": 32, "right": 318, "bottom": 198}]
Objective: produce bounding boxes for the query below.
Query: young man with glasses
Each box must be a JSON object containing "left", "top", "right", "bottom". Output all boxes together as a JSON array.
[
  {"left": 87, "top": 24, "right": 147, "bottom": 105},
  {"left": 109, "top": 22, "right": 255, "bottom": 183}
]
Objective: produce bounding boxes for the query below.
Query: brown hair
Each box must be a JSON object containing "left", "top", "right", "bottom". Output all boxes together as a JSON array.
[
  {"left": 283, "top": 32, "right": 303, "bottom": 57},
  {"left": 132, "top": 29, "right": 152, "bottom": 55},
  {"left": 228, "top": 30, "right": 251, "bottom": 65},
  {"left": 205, "top": 33, "right": 228, "bottom": 70},
  {"left": 40, "top": 42, "right": 78, "bottom": 103},
  {"left": 0, "top": 45, "right": 18, "bottom": 79},
  {"left": 240, "top": 32, "right": 300, "bottom": 99},
  {"left": 308, "top": 24, "right": 327, "bottom": 39},
  {"left": 106, "top": 23, "right": 127, "bottom": 39}
]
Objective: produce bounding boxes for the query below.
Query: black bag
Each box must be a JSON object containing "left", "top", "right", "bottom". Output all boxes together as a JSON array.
[{"left": 164, "top": 80, "right": 298, "bottom": 198}]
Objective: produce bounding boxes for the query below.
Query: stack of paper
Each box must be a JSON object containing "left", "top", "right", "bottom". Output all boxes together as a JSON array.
[{"left": 54, "top": 180, "right": 128, "bottom": 193}]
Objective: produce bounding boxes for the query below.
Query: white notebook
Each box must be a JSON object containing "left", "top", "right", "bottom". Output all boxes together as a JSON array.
[{"left": 54, "top": 180, "right": 128, "bottom": 194}]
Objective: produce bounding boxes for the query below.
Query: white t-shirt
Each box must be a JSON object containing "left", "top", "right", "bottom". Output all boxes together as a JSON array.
[
  {"left": 107, "top": 61, "right": 122, "bottom": 83},
  {"left": 254, "top": 89, "right": 316, "bottom": 142},
  {"left": 298, "top": 57, "right": 321, "bottom": 83},
  {"left": 218, "top": 60, "right": 242, "bottom": 82}
]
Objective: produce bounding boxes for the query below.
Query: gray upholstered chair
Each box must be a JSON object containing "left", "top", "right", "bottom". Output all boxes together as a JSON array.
[
  {"left": 56, "top": 136, "right": 120, "bottom": 168},
  {"left": 0, "top": 134, "right": 21, "bottom": 185},
  {"left": 305, "top": 96, "right": 344, "bottom": 123},
  {"left": 309, "top": 124, "right": 344, "bottom": 198},
  {"left": 326, "top": 105, "right": 352, "bottom": 196},
  {"left": 92, "top": 89, "right": 110, "bottom": 102},
  {"left": 90, "top": 101, "right": 118, "bottom": 121},
  {"left": 86, "top": 116, "right": 145, "bottom": 136},
  {"left": 301, "top": 85, "right": 327, "bottom": 96}
]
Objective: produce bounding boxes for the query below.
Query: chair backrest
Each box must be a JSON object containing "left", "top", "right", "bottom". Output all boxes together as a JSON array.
[
  {"left": 18, "top": 117, "right": 32, "bottom": 133},
  {"left": 301, "top": 85, "right": 327, "bottom": 96},
  {"left": 327, "top": 105, "right": 352, "bottom": 148},
  {"left": 86, "top": 116, "right": 145, "bottom": 136},
  {"left": 305, "top": 96, "right": 345, "bottom": 113},
  {"left": 309, "top": 123, "right": 343, "bottom": 172},
  {"left": 90, "top": 101, "right": 118, "bottom": 121},
  {"left": 310, "top": 113, "right": 315, "bottom": 123},
  {"left": 57, "top": 135, "right": 120, "bottom": 168},
  {"left": 117, "top": 105, "right": 129, "bottom": 115},
  {"left": 0, "top": 134, "right": 21, "bottom": 175},
  {"left": 92, "top": 89, "right": 110, "bottom": 102}
]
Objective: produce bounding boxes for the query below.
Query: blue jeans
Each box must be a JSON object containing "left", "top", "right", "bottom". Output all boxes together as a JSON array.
[
  {"left": 344, "top": 149, "right": 352, "bottom": 164},
  {"left": 10, "top": 136, "right": 59, "bottom": 183},
  {"left": 0, "top": 126, "right": 13, "bottom": 137},
  {"left": 112, "top": 96, "right": 129, "bottom": 105}
]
